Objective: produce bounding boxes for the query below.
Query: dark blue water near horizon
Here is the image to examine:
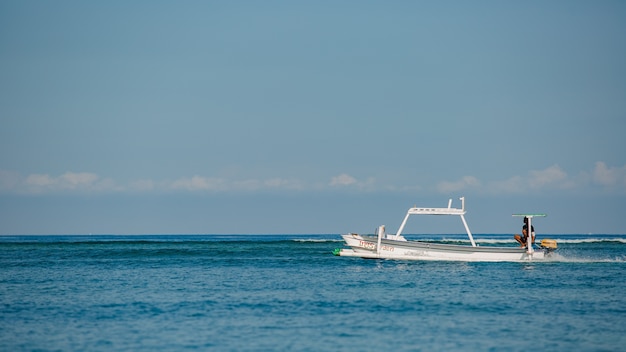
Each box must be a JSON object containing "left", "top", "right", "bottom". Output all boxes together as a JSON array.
[{"left": 1, "top": 234, "right": 625, "bottom": 351}]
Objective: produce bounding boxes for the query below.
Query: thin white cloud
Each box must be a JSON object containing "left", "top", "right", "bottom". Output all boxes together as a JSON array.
[
  {"left": 3, "top": 171, "right": 120, "bottom": 194},
  {"left": 439, "top": 165, "right": 587, "bottom": 195},
  {"left": 170, "top": 176, "right": 226, "bottom": 191},
  {"left": 263, "top": 178, "right": 305, "bottom": 190},
  {"left": 593, "top": 161, "right": 626, "bottom": 188},
  {"left": 329, "top": 173, "right": 376, "bottom": 190},
  {"left": 59, "top": 172, "right": 100, "bottom": 189},
  {"left": 527, "top": 164, "right": 572, "bottom": 189},
  {"left": 330, "top": 173, "right": 357, "bottom": 186},
  {"left": 489, "top": 175, "right": 526, "bottom": 194},
  {"left": 486, "top": 163, "right": 615, "bottom": 194},
  {"left": 169, "top": 176, "right": 305, "bottom": 192},
  {"left": 437, "top": 176, "right": 481, "bottom": 193},
  {"left": 488, "top": 165, "right": 571, "bottom": 194},
  {"left": 24, "top": 174, "right": 54, "bottom": 187},
  {"left": 1, "top": 162, "right": 624, "bottom": 196},
  {"left": 129, "top": 179, "right": 157, "bottom": 192}
]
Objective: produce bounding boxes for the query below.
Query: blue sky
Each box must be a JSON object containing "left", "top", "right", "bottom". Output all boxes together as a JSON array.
[{"left": 1, "top": 1, "right": 625, "bottom": 235}]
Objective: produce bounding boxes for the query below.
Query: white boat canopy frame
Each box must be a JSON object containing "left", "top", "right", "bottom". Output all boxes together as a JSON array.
[{"left": 395, "top": 197, "right": 477, "bottom": 247}]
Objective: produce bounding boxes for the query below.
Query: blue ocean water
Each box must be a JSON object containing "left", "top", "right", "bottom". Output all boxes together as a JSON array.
[{"left": 1, "top": 234, "right": 625, "bottom": 351}]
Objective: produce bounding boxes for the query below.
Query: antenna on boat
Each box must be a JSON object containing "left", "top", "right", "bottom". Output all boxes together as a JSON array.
[{"left": 460, "top": 197, "right": 465, "bottom": 211}]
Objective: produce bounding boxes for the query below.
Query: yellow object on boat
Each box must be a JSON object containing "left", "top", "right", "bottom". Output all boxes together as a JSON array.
[{"left": 540, "top": 239, "right": 558, "bottom": 249}]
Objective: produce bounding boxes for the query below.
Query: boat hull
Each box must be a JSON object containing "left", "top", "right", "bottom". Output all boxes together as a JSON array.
[{"left": 339, "top": 234, "right": 551, "bottom": 262}]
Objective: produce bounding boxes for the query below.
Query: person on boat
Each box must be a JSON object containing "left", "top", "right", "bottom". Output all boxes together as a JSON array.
[{"left": 514, "top": 217, "right": 535, "bottom": 247}]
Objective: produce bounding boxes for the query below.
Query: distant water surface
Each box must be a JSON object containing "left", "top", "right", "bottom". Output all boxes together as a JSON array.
[{"left": 1, "top": 234, "right": 625, "bottom": 351}]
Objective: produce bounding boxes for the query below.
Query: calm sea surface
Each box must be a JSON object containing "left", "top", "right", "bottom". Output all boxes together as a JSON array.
[{"left": 1, "top": 234, "right": 625, "bottom": 351}]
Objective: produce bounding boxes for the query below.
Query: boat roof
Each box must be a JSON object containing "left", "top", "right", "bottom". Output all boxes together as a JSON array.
[
  {"left": 406, "top": 197, "right": 466, "bottom": 216},
  {"left": 407, "top": 207, "right": 465, "bottom": 216}
]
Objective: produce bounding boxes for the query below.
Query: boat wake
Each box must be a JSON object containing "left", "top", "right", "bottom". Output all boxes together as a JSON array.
[{"left": 547, "top": 254, "right": 626, "bottom": 263}]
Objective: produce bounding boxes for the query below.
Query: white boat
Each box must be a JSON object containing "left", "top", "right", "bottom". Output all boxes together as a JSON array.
[{"left": 334, "top": 197, "right": 558, "bottom": 262}]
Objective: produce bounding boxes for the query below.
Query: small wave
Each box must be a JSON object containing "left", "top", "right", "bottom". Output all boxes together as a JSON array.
[
  {"left": 549, "top": 238, "right": 626, "bottom": 244},
  {"left": 292, "top": 238, "right": 344, "bottom": 243},
  {"left": 474, "top": 238, "right": 518, "bottom": 244}
]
